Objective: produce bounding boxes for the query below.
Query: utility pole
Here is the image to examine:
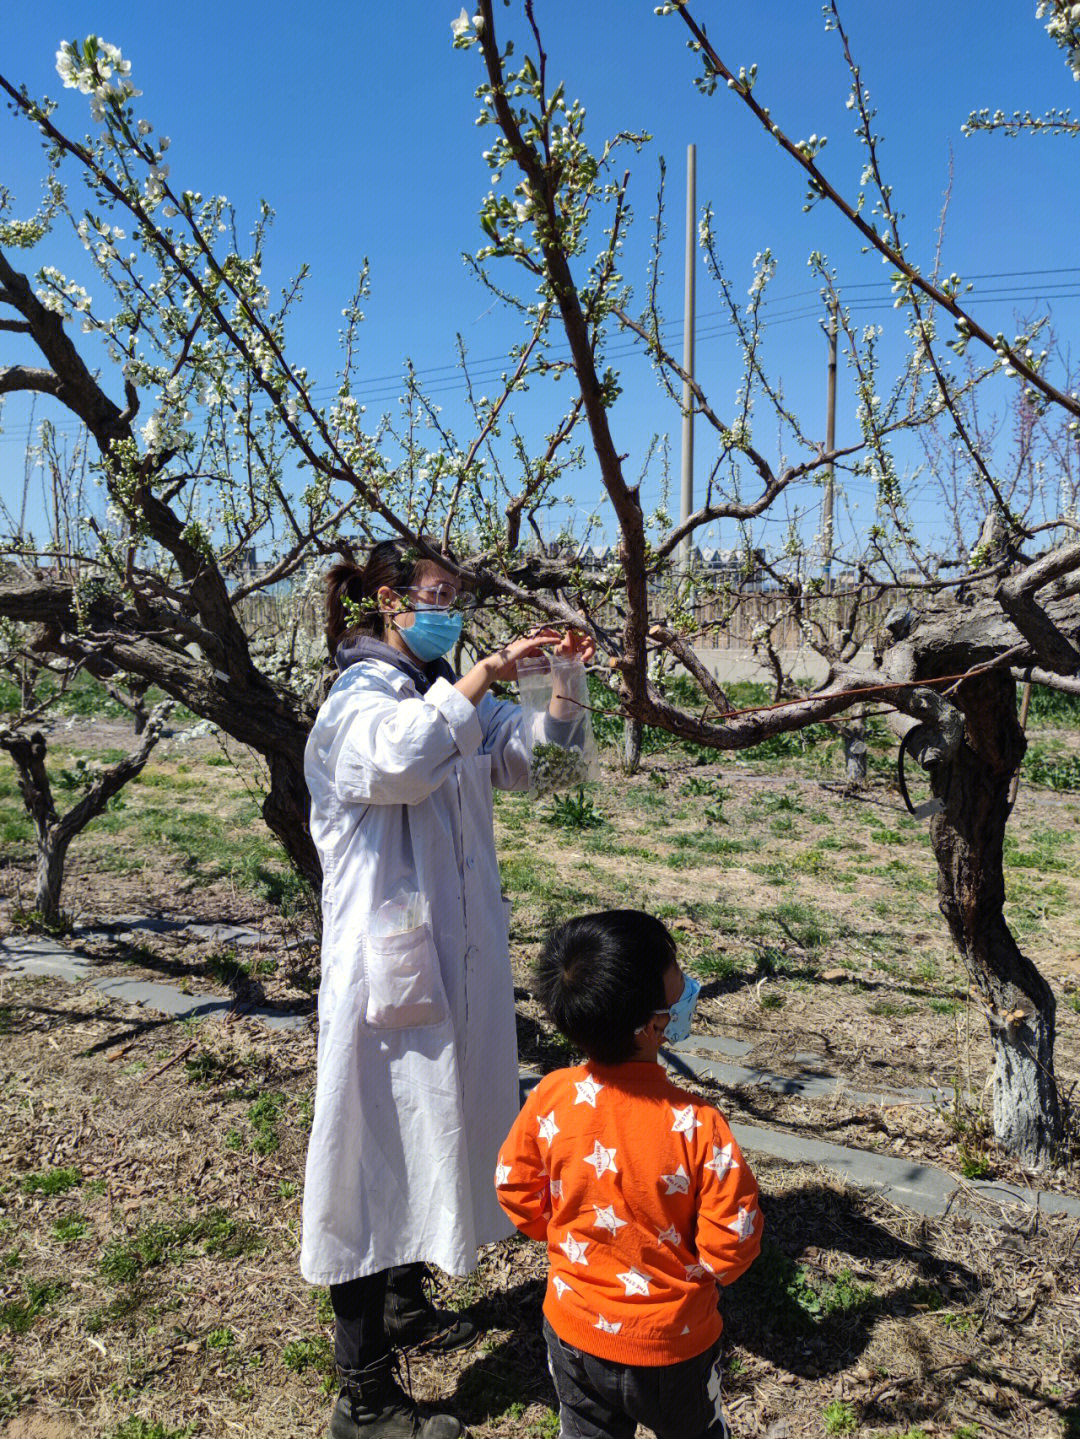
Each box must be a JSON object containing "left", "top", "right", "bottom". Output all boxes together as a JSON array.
[
  {"left": 823, "top": 297, "right": 837, "bottom": 588},
  {"left": 678, "top": 143, "right": 696, "bottom": 574}
]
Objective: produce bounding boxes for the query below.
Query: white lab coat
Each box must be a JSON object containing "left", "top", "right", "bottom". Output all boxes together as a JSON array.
[{"left": 300, "top": 657, "right": 534, "bottom": 1286}]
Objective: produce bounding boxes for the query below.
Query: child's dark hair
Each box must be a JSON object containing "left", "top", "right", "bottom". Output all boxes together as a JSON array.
[
  {"left": 325, "top": 539, "right": 453, "bottom": 657},
  {"left": 533, "top": 910, "right": 677, "bottom": 1066}
]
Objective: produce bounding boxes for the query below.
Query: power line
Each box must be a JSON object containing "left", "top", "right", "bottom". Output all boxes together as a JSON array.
[{"left": 4, "top": 270, "right": 1080, "bottom": 444}]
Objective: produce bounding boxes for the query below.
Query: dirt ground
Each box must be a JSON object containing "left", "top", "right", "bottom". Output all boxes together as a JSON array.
[{"left": 2, "top": 709, "right": 1079, "bottom": 1437}]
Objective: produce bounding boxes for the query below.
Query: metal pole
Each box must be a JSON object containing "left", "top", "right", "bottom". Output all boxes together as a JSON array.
[
  {"left": 823, "top": 298, "right": 837, "bottom": 587},
  {"left": 678, "top": 143, "right": 696, "bottom": 574}
]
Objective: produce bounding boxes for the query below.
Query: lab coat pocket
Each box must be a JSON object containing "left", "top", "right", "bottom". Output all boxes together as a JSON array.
[{"left": 365, "top": 923, "right": 449, "bottom": 1029}]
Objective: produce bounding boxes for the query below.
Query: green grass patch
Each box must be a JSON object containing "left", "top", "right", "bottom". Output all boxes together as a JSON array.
[
  {"left": 692, "top": 952, "right": 738, "bottom": 981},
  {"left": 739, "top": 1246, "right": 875, "bottom": 1334},
  {"left": 22, "top": 1166, "right": 82, "bottom": 1195},
  {"left": 0, "top": 1277, "right": 68, "bottom": 1335},
  {"left": 52, "top": 1214, "right": 88, "bottom": 1242},
  {"left": 100, "top": 1207, "right": 263, "bottom": 1283},
  {"left": 204, "top": 948, "right": 251, "bottom": 987},
  {"left": 1022, "top": 744, "right": 1080, "bottom": 791},
  {"left": 105, "top": 1418, "right": 196, "bottom": 1439},
  {"left": 823, "top": 1400, "right": 857, "bottom": 1435},
  {"left": 281, "top": 1334, "right": 334, "bottom": 1377},
  {"left": 545, "top": 788, "right": 605, "bottom": 830},
  {"left": 1024, "top": 683, "right": 1080, "bottom": 725}
]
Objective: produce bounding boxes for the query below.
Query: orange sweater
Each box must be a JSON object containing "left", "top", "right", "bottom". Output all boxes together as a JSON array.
[{"left": 495, "top": 1061, "right": 761, "bottom": 1365}]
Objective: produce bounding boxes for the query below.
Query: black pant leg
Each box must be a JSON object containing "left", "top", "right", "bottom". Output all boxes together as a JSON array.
[
  {"left": 626, "top": 1339, "right": 731, "bottom": 1439},
  {"left": 330, "top": 1270, "right": 390, "bottom": 1373},
  {"left": 543, "top": 1318, "right": 635, "bottom": 1439}
]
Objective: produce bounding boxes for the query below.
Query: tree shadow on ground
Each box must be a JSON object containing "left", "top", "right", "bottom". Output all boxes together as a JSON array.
[
  {"left": 726, "top": 1197, "right": 976, "bottom": 1381},
  {"left": 723, "top": 1179, "right": 1075, "bottom": 1430},
  {"left": 442, "top": 1275, "right": 556, "bottom": 1429}
]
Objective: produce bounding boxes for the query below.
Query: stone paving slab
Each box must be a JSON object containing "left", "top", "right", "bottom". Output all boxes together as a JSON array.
[
  {"left": 727, "top": 1118, "right": 1080, "bottom": 1221},
  {"left": 71, "top": 915, "right": 264, "bottom": 947},
  {"left": 0, "top": 935, "right": 309, "bottom": 1031},
  {"left": 671, "top": 1034, "right": 755, "bottom": 1060},
  {"left": 664, "top": 1046, "right": 948, "bottom": 1110}
]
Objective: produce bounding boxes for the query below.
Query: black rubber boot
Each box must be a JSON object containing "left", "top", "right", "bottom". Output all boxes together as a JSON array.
[
  {"left": 383, "top": 1264, "right": 477, "bottom": 1355},
  {"left": 327, "top": 1356, "right": 465, "bottom": 1439}
]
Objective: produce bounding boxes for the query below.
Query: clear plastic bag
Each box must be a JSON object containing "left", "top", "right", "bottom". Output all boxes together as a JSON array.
[
  {"left": 517, "top": 654, "right": 599, "bottom": 799},
  {"left": 369, "top": 890, "right": 430, "bottom": 939}
]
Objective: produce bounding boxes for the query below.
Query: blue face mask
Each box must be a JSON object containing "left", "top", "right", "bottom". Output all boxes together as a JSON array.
[
  {"left": 396, "top": 607, "right": 463, "bottom": 663},
  {"left": 660, "top": 973, "right": 701, "bottom": 1046}
]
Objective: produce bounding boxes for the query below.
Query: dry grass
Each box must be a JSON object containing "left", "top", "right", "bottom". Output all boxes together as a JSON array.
[{"left": 2, "top": 705, "right": 1080, "bottom": 1435}]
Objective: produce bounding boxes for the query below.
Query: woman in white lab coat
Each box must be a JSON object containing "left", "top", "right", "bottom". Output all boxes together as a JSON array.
[{"left": 302, "top": 540, "right": 592, "bottom": 1439}]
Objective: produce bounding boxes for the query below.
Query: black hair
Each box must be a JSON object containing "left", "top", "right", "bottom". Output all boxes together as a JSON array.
[
  {"left": 533, "top": 910, "right": 677, "bottom": 1066},
  {"left": 324, "top": 538, "right": 456, "bottom": 656}
]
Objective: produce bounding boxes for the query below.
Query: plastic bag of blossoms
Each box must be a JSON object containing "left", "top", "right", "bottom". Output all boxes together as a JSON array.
[{"left": 517, "top": 653, "right": 599, "bottom": 799}]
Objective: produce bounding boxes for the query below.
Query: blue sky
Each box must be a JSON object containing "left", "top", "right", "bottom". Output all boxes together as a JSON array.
[{"left": 3, "top": 1, "right": 1079, "bottom": 558}]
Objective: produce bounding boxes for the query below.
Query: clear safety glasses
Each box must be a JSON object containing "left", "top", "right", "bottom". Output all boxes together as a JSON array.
[{"left": 398, "top": 583, "right": 479, "bottom": 614}]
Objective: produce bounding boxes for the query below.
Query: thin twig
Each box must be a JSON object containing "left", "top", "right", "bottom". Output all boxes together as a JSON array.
[{"left": 140, "top": 1038, "right": 196, "bottom": 1085}]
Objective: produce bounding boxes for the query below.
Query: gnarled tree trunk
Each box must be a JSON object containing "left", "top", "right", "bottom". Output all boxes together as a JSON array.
[
  {"left": 621, "top": 716, "right": 643, "bottom": 775},
  {"left": 928, "top": 671, "right": 1063, "bottom": 1169},
  {"left": 841, "top": 707, "right": 867, "bottom": 787},
  {"left": 1, "top": 703, "right": 172, "bottom": 929}
]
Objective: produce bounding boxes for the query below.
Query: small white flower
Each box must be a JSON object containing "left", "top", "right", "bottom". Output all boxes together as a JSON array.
[{"left": 451, "top": 7, "right": 470, "bottom": 38}]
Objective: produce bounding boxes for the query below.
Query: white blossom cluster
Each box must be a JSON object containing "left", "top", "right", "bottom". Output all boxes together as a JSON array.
[
  {"left": 1037, "top": 0, "right": 1080, "bottom": 79},
  {"left": 141, "top": 377, "right": 193, "bottom": 455},
  {"left": 55, "top": 38, "right": 140, "bottom": 122},
  {"left": 76, "top": 216, "right": 127, "bottom": 264},
  {"left": 34, "top": 265, "right": 92, "bottom": 316},
  {"left": 450, "top": 8, "right": 485, "bottom": 47}
]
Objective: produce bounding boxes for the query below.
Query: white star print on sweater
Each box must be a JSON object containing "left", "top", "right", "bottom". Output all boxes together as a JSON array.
[
  {"left": 583, "top": 1140, "right": 618, "bottom": 1178},
  {"left": 537, "top": 1111, "right": 560, "bottom": 1145},
  {"left": 574, "top": 1076, "right": 604, "bottom": 1107},
  {"left": 592, "top": 1204, "right": 627, "bottom": 1235}
]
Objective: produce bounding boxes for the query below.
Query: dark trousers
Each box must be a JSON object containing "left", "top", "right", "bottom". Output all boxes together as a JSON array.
[
  {"left": 330, "top": 1269, "right": 390, "bottom": 1373},
  {"left": 330, "top": 1263, "right": 430, "bottom": 1373},
  {"left": 544, "top": 1317, "right": 732, "bottom": 1439}
]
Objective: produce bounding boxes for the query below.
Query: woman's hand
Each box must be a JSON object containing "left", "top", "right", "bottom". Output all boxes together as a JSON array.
[
  {"left": 482, "top": 628, "right": 564, "bottom": 685},
  {"left": 454, "top": 627, "right": 596, "bottom": 705},
  {"left": 550, "top": 629, "right": 597, "bottom": 665}
]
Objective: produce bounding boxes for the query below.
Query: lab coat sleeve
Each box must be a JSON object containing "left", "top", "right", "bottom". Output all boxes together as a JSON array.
[
  {"left": 693, "top": 1109, "right": 763, "bottom": 1287},
  {"left": 494, "top": 1092, "right": 552, "bottom": 1242},
  {"left": 477, "top": 693, "right": 533, "bottom": 792},
  {"left": 335, "top": 676, "right": 483, "bottom": 806}
]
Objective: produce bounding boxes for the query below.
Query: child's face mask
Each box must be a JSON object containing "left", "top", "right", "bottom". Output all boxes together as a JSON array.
[
  {"left": 660, "top": 973, "right": 701, "bottom": 1045},
  {"left": 636, "top": 970, "right": 702, "bottom": 1046}
]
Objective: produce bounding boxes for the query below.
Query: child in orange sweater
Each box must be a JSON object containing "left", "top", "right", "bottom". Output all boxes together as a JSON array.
[{"left": 495, "top": 910, "right": 761, "bottom": 1439}]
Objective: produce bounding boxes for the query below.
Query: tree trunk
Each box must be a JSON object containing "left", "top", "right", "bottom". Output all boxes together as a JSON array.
[
  {"left": 263, "top": 750, "right": 322, "bottom": 893},
  {"left": 842, "top": 708, "right": 867, "bottom": 786},
  {"left": 621, "top": 716, "right": 643, "bottom": 775},
  {"left": 927, "top": 670, "right": 1063, "bottom": 1169},
  {"left": 34, "top": 825, "right": 73, "bottom": 929},
  {"left": 3, "top": 704, "right": 173, "bottom": 933}
]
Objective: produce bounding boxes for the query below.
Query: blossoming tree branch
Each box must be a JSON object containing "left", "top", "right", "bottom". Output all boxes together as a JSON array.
[{"left": 1, "top": 4, "right": 1079, "bottom": 1166}]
